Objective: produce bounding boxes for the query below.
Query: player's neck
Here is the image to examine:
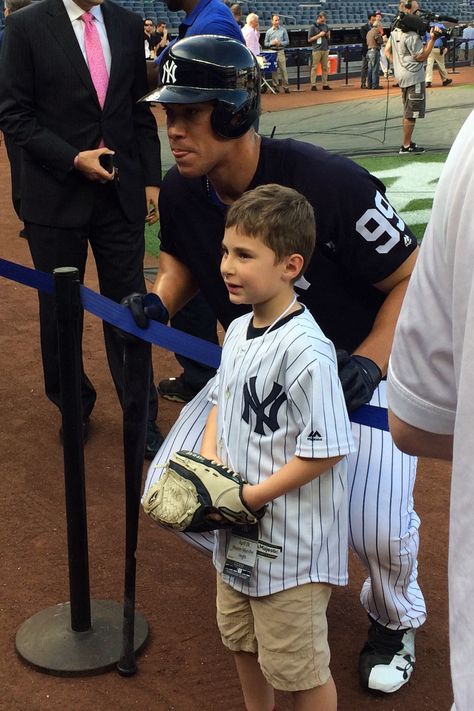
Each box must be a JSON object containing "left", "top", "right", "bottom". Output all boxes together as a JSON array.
[
  {"left": 252, "top": 289, "right": 298, "bottom": 329},
  {"left": 207, "top": 132, "right": 261, "bottom": 205}
]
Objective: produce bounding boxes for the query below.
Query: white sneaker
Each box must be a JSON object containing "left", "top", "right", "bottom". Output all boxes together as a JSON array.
[{"left": 359, "top": 619, "right": 416, "bottom": 694}]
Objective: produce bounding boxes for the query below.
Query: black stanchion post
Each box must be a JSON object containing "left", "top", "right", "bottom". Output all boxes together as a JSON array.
[
  {"left": 15, "top": 267, "right": 148, "bottom": 676},
  {"left": 55, "top": 267, "right": 91, "bottom": 632},
  {"left": 345, "top": 45, "right": 349, "bottom": 85},
  {"left": 117, "top": 339, "right": 151, "bottom": 676}
]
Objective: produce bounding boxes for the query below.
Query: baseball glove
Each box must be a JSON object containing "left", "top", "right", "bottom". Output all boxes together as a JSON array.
[{"left": 142, "top": 450, "right": 266, "bottom": 533}]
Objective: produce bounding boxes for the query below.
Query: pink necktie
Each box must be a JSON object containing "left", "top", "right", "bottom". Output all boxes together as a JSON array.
[{"left": 81, "top": 12, "right": 109, "bottom": 109}]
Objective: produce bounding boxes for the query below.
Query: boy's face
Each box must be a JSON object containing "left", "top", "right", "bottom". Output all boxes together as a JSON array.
[
  {"left": 221, "top": 226, "right": 293, "bottom": 308},
  {"left": 164, "top": 102, "right": 234, "bottom": 179}
]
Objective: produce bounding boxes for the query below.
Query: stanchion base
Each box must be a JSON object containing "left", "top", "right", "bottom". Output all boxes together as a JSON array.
[{"left": 15, "top": 600, "right": 148, "bottom": 676}]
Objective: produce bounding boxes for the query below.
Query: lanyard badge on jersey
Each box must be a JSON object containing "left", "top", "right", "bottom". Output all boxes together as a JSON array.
[{"left": 222, "top": 295, "right": 298, "bottom": 581}]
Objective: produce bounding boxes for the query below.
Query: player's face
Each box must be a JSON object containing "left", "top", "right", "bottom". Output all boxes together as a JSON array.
[
  {"left": 164, "top": 102, "right": 234, "bottom": 179},
  {"left": 221, "top": 227, "right": 294, "bottom": 319}
]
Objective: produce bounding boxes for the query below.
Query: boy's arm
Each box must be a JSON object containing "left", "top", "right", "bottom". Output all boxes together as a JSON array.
[
  {"left": 243, "top": 454, "right": 343, "bottom": 512},
  {"left": 200, "top": 405, "right": 218, "bottom": 461}
]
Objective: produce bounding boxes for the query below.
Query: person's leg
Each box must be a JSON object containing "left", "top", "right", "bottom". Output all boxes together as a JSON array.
[
  {"left": 425, "top": 52, "right": 434, "bottom": 84},
  {"left": 26, "top": 221, "right": 96, "bottom": 419},
  {"left": 310, "top": 50, "right": 318, "bottom": 87},
  {"left": 216, "top": 574, "right": 275, "bottom": 711},
  {"left": 89, "top": 184, "right": 161, "bottom": 452},
  {"left": 367, "top": 50, "right": 375, "bottom": 88},
  {"left": 436, "top": 51, "right": 449, "bottom": 82},
  {"left": 321, "top": 50, "right": 329, "bottom": 86},
  {"left": 347, "top": 382, "right": 425, "bottom": 694},
  {"left": 233, "top": 652, "right": 275, "bottom": 711},
  {"left": 279, "top": 50, "right": 289, "bottom": 89},
  {"left": 361, "top": 52, "right": 369, "bottom": 87},
  {"left": 142, "top": 381, "right": 217, "bottom": 554},
  {"left": 402, "top": 117, "right": 416, "bottom": 146},
  {"left": 270, "top": 68, "right": 279, "bottom": 91},
  {"left": 252, "top": 584, "right": 333, "bottom": 707},
  {"left": 372, "top": 50, "right": 380, "bottom": 88},
  {"left": 293, "top": 677, "right": 336, "bottom": 711}
]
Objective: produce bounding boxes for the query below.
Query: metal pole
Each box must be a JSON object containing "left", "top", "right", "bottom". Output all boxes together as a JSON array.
[{"left": 55, "top": 267, "right": 91, "bottom": 632}]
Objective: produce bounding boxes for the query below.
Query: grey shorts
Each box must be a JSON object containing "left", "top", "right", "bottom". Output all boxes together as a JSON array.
[{"left": 402, "top": 82, "right": 426, "bottom": 119}]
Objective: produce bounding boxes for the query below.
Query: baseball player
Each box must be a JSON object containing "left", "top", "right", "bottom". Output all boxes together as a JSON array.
[
  {"left": 199, "top": 184, "right": 355, "bottom": 709},
  {"left": 128, "top": 36, "right": 424, "bottom": 694}
]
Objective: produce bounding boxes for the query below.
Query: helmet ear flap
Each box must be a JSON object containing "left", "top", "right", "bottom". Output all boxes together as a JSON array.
[{"left": 211, "top": 100, "right": 259, "bottom": 139}]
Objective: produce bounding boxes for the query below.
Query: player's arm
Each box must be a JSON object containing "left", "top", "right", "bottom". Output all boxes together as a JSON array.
[
  {"left": 123, "top": 251, "right": 199, "bottom": 328},
  {"left": 151, "top": 251, "right": 200, "bottom": 318},
  {"left": 388, "top": 411, "right": 453, "bottom": 460},
  {"left": 200, "top": 405, "right": 219, "bottom": 461},
  {"left": 243, "top": 454, "right": 344, "bottom": 511},
  {"left": 353, "top": 247, "right": 419, "bottom": 376},
  {"left": 384, "top": 36, "right": 392, "bottom": 60}
]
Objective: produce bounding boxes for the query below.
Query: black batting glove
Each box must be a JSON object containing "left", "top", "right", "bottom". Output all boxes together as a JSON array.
[
  {"left": 121, "top": 292, "right": 169, "bottom": 329},
  {"left": 336, "top": 350, "right": 382, "bottom": 412}
]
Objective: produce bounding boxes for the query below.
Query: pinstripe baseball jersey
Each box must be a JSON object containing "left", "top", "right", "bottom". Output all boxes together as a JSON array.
[{"left": 210, "top": 307, "right": 355, "bottom": 597}]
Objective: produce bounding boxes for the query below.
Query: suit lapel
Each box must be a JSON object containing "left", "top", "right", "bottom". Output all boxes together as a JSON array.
[
  {"left": 101, "top": 1, "right": 123, "bottom": 111},
  {"left": 44, "top": 0, "right": 99, "bottom": 107}
]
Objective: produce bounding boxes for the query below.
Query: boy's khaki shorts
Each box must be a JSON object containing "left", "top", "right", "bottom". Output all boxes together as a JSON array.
[{"left": 216, "top": 574, "right": 332, "bottom": 692}]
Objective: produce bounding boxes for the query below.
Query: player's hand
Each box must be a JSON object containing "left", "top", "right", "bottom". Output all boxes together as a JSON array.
[
  {"left": 242, "top": 483, "right": 266, "bottom": 513},
  {"left": 74, "top": 148, "right": 115, "bottom": 182},
  {"left": 145, "top": 185, "right": 160, "bottom": 224},
  {"left": 121, "top": 292, "right": 169, "bottom": 329},
  {"left": 336, "top": 350, "right": 382, "bottom": 412}
]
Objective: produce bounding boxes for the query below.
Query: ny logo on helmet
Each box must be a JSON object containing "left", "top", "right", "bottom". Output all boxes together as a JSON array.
[{"left": 162, "top": 59, "right": 177, "bottom": 84}]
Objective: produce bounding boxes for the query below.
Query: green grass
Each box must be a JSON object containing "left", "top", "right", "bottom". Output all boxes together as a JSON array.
[
  {"left": 145, "top": 221, "right": 161, "bottom": 258},
  {"left": 353, "top": 151, "right": 447, "bottom": 172}
]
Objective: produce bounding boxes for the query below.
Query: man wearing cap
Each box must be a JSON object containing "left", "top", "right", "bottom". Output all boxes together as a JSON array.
[
  {"left": 127, "top": 35, "right": 425, "bottom": 697},
  {"left": 151, "top": 0, "right": 244, "bottom": 408}
]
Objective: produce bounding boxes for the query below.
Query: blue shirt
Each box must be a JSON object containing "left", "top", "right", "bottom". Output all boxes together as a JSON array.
[
  {"left": 426, "top": 23, "right": 446, "bottom": 49},
  {"left": 155, "top": 0, "right": 243, "bottom": 63}
]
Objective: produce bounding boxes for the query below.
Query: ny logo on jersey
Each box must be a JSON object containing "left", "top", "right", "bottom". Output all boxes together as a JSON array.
[
  {"left": 161, "top": 59, "right": 177, "bottom": 84},
  {"left": 242, "top": 377, "right": 287, "bottom": 435}
]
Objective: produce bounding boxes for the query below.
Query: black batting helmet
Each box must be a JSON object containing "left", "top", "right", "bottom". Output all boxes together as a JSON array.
[{"left": 141, "top": 35, "right": 261, "bottom": 139}]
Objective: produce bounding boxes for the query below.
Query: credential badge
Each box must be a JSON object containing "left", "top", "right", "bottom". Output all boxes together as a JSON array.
[{"left": 162, "top": 59, "right": 177, "bottom": 84}]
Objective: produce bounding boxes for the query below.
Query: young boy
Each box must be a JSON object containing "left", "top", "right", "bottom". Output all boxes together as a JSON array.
[{"left": 200, "top": 184, "right": 355, "bottom": 711}]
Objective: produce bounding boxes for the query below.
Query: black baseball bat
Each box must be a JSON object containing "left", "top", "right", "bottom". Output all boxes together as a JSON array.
[{"left": 116, "top": 338, "right": 151, "bottom": 676}]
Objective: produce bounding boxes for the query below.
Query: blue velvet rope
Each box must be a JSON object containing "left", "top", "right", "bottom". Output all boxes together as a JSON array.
[{"left": 0, "top": 257, "right": 389, "bottom": 431}]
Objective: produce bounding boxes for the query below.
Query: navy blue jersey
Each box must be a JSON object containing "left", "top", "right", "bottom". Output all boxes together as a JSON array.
[{"left": 159, "top": 137, "right": 417, "bottom": 353}]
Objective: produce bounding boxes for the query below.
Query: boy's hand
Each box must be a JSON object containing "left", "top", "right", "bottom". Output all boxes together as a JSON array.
[{"left": 242, "top": 483, "right": 266, "bottom": 513}]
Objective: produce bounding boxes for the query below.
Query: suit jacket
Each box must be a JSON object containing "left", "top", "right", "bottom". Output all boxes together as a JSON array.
[{"left": 0, "top": 0, "right": 161, "bottom": 227}]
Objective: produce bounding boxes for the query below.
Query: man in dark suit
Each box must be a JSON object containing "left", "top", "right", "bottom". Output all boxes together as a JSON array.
[
  {"left": 0, "top": 0, "right": 32, "bottom": 230},
  {"left": 0, "top": 0, "right": 163, "bottom": 457}
]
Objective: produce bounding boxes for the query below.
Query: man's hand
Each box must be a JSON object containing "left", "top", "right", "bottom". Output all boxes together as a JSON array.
[
  {"left": 121, "top": 292, "right": 169, "bottom": 329},
  {"left": 145, "top": 185, "right": 160, "bottom": 224},
  {"left": 74, "top": 148, "right": 115, "bottom": 182},
  {"left": 337, "top": 350, "right": 382, "bottom": 412}
]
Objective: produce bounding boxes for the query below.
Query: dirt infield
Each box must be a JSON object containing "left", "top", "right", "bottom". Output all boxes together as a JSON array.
[{"left": 0, "top": 100, "right": 455, "bottom": 710}]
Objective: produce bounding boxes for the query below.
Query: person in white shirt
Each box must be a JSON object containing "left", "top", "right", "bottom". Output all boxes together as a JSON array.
[
  {"left": 387, "top": 108, "right": 474, "bottom": 711},
  {"left": 242, "top": 12, "right": 260, "bottom": 56}
]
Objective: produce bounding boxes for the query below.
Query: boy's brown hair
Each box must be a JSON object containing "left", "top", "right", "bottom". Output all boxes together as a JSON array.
[{"left": 225, "top": 184, "right": 316, "bottom": 275}]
